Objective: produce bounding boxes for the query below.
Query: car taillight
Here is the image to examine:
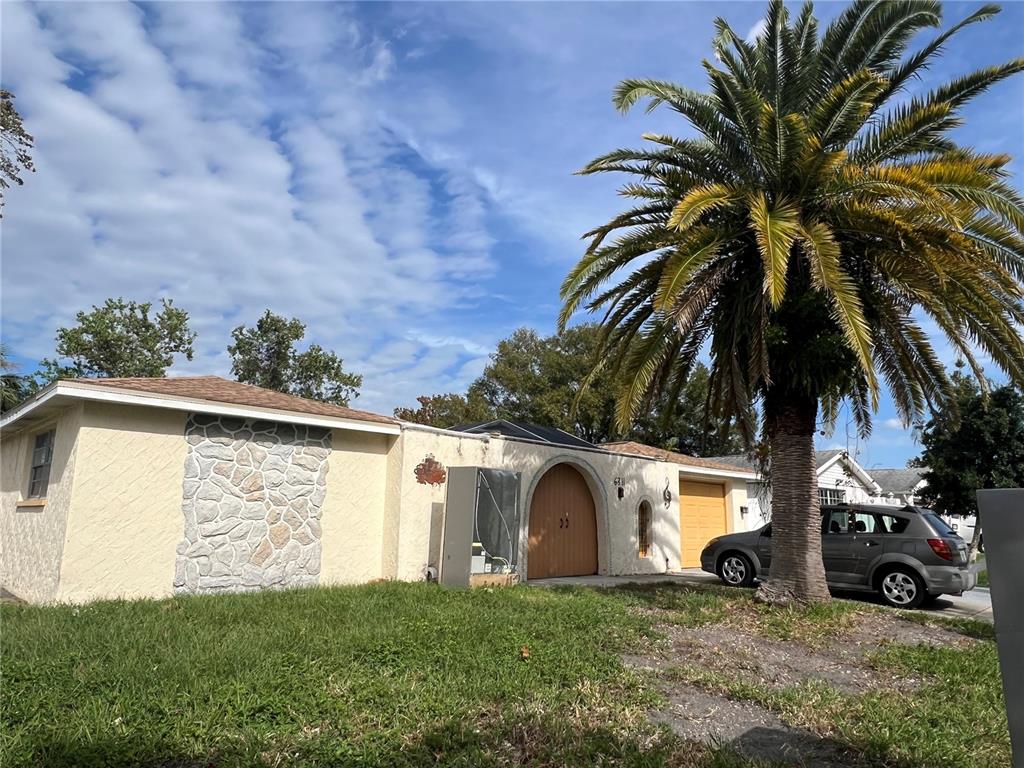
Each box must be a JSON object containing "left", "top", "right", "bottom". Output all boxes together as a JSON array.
[{"left": 927, "top": 538, "right": 955, "bottom": 561}]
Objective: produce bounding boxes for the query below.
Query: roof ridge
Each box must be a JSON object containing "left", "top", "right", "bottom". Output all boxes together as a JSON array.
[
  {"left": 60, "top": 374, "right": 396, "bottom": 426},
  {"left": 73, "top": 375, "right": 223, "bottom": 383}
]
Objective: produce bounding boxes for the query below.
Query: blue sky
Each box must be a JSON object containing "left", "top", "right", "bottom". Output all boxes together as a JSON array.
[{"left": 2, "top": 1, "right": 1022, "bottom": 469}]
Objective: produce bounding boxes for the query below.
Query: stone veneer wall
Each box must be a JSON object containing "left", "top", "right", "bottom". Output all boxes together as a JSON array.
[{"left": 174, "top": 414, "right": 330, "bottom": 593}]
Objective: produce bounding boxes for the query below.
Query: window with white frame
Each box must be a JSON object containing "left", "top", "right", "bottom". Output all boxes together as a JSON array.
[
  {"left": 818, "top": 487, "right": 846, "bottom": 506},
  {"left": 27, "top": 430, "right": 55, "bottom": 498}
]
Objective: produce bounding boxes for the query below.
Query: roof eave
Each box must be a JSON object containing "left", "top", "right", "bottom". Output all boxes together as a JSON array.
[
  {"left": 816, "top": 451, "right": 882, "bottom": 493},
  {"left": 0, "top": 380, "right": 400, "bottom": 436},
  {"left": 677, "top": 465, "right": 758, "bottom": 480}
]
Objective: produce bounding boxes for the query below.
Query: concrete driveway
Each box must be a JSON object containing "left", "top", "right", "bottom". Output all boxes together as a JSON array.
[
  {"left": 530, "top": 569, "right": 994, "bottom": 623},
  {"left": 904, "top": 587, "right": 993, "bottom": 622}
]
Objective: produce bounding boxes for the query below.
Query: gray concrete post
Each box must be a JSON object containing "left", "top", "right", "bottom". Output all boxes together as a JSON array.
[{"left": 976, "top": 489, "right": 1024, "bottom": 766}]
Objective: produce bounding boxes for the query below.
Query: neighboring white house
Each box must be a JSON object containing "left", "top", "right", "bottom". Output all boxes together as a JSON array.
[{"left": 708, "top": 450, "right": 928, "bottom": 528}]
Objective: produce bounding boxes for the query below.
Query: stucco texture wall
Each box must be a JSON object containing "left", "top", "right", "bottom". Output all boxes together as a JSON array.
[
  {"left": 391, "top": 429, "right": 492, "bottom": 582},
  {"left": 504, "top": 440, "right": 683, "bottom": 577},
  {"left": 0, "top": 403, "right": 83, "bottom": 602},
  {"left": 57, "top": 403, "right": 188, "bottom": 603},
  {"left": 319, "top": 430, "right": 393, "bottom": 585},
  {"left": 391, "top": 428, "right": 690, "bottom": 582}
]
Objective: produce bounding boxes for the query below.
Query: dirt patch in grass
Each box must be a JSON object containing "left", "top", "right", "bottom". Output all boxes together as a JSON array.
[
  {"left": 633, "top": 601, "right": 978, "bottom": 697},
  {"left": 626, "top": 647, "right": 862, "bottom": 767},
  {"left": 624, "top": 595, "right": 985, "bottom": 767},
  {"left": 651, "top": 685, "right": 857, "bottom": 767}
]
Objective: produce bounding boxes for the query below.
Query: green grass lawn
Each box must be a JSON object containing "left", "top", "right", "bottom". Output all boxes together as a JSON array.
[{"left": 0, "top": 581, "right": 1007, "bottom": 767}]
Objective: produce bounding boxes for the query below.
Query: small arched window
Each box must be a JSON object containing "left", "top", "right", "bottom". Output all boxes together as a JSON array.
[{"left": 637, "top": 500, "right": 652, "bottom": 557}]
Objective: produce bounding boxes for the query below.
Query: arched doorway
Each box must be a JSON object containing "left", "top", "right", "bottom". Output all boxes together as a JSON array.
[{"left": 527, "top": 463, "right": 598, "bottom": 579}]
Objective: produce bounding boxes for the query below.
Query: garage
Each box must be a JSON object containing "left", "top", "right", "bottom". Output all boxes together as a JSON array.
[
  {"left": 527, "top": 463, "right": 598, "bottom": 579},
  {"left": 679, "top": 480, "right": 728, "bottom": 568}
]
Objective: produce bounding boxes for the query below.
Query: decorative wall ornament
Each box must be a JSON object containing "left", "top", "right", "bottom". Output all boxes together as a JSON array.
[
  {"left": 663, "top": 479, "right": 673, "bottom": 507},
  {"left": 414, "top": 454, "right": 447, "bottom": 486}
]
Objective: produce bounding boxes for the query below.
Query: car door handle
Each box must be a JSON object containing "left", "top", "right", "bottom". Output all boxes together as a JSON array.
[{"left": 864, "top": 540, "right": 879, "bottom": 547}]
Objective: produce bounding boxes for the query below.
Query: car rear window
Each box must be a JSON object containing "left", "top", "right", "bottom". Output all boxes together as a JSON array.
[{"left": 921, "top": 511, "right": 958, "bottom": 537}]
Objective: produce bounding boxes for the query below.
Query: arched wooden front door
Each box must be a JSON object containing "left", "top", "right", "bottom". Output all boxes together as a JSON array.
[{"left": 527, "top": 463, "right": 598, "bottom": 579}]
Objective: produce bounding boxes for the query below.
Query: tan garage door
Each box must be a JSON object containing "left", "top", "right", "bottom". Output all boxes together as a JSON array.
[
  {"left": 528, "top": 464, "right": 598, "bottom": 579},
  {"left": 679, "top": 480, "right": 727, "bottom": 568}
]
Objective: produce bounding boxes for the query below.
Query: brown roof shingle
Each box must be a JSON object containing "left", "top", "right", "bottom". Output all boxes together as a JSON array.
[
  {"left": 70, "top": 376, "right": 396, "bottom": 425},
  {"left": 602, "top": 440, "right": 754, "bottom": 473}
]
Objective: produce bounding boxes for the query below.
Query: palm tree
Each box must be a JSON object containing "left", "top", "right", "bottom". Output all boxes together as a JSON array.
[
  {"left": 560, "top": 0, "right": 1024, "bottom": 604},
  {"left": 0, "top": 345, "right": 30, "bottom": 413}
]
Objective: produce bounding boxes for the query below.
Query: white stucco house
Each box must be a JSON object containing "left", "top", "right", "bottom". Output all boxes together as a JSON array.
[
  {"left": 0, "top": 376, "right": 756, "bottom": 603},
  {"left": 709, "top": 449, "right": 928, "bottom": 527}
]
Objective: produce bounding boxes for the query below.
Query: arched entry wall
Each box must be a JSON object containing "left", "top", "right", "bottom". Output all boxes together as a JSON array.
[{"left": 519, "top": 454, "right": 610, "bottom": 580}]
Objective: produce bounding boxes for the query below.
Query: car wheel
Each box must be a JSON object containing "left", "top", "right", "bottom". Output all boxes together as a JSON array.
[
  {"left": 878, "top": 567, "right": 926, "bottom": 609},
  {"left": 717, "top": 552, "right": 755, "bottom": 588}
]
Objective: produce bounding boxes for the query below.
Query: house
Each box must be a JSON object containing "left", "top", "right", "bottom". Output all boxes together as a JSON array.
[
  {"left": 601, "top": 441, "right": 758, "bottom": 567},
  {"left": 0, "top": 376, "right": 754, "bottom": 603},
  {"left": 709, "top": 450, "right": 928, "bottom": 525},
  {"left": 869, "top": 467, "right": 928, "bottom": 506}
]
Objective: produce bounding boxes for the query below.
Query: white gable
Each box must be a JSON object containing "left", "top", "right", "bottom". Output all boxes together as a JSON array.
[{"left": 817, "top": 459, "right": 875, "bottom": 502}]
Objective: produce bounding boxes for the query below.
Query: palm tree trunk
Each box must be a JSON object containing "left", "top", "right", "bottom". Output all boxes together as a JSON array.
[{"left": 755, "top": 394, "right": 830, "bottom": 605}]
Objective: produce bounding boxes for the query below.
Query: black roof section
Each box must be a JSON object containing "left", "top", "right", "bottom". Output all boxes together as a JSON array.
[{"left": 448, "top": 419, "right": 596, "bottom": 449}]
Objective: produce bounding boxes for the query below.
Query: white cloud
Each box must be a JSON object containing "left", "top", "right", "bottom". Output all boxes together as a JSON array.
[
  {"left": 883, "top": 418, "right": 906, "bottom": 430},
  {"left": 745, "top": 19, "right": 767, "bottom": 43},
  {"left": 3, "top": 0, "right": 1020, "bottom": 446},
  {"left": 1, "top": 1, "right": 500, "bottom": 414}
]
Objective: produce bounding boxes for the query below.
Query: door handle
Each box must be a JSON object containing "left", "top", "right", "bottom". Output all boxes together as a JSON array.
[
  {"left": 559, "top": 517, "right": 564, "bottom": 529},
  {"left": 864, "top": 540, "right": 879, "bottom": 547},
  {"left": 565, "top": 515, "right": 569, "bottom": 529}
]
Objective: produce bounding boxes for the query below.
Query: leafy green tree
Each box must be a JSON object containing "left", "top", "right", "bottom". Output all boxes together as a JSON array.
[
  {"left": 560, "top": 1, "right": 1024, "bottom": 603},
  {"left": 914, "top": 368, "right": 1024, "bottom": 557},
  {"left": 468, "top": 326, "right": 625, "bottom": 443},
  {"left": 1, "top": 89, "right": 34, "bottom": 214},
  {"left": 1, "top": 345, "right": 30, "bottom": 413},
  {"left": 228, "top": 310, "right": 362, "bottom": 406},
  {"left": 631, "top": 364, "right": 746, "bottom": 455},
  {"left": 38, "top": 298, "right": 196, "bottom": 382},
  {"left": 394, "top": 392, "right": 492, "bottom": 428},
  {"left": 402, "top": 324, "right": 743, "bottom": 451}
]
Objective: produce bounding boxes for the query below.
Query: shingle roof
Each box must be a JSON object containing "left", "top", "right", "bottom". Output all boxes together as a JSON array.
[
  {"left": 704, "top": 454, "right": 758, "bottom": 471},
  {"left": 870, "top": 467, "right": 927, "bottom": 494},
  {"left": 814, "top": 449, "right": 846, "bottom": 467},
  {"left": 70, "top": 376, "right": 396, "bottom": 425},
  {"left": 602, "top": 441, "right": 755, "bottom": 473},
  {"left": 707, "top": 449, "right": 847, "bottom": 472},
  {"left": 449, "top": 419, "right": 596, "bottom": 449}
]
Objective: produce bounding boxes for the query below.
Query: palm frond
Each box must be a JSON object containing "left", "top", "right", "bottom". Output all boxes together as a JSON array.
[
  {"left": 748, "top": 192, "right": 800, "bottom": 306},
  {"left": 800, "top": 220, "right": 879, "bottom": 402}
]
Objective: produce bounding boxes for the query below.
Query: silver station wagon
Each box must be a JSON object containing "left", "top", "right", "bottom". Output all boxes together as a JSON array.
[{"left": 700, "top": 504, "right": 976, "bottom": 609}]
